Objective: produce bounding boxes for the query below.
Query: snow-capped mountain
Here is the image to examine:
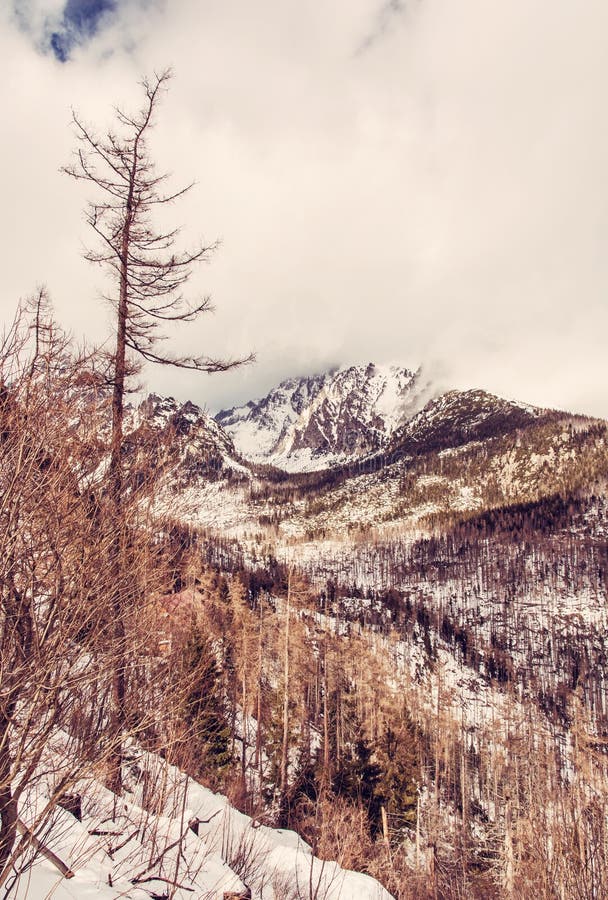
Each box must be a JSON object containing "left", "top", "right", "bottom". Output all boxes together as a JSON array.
[
  {"left": 387, "top": 388, "right": 549, "bottom": 458},
  {"left": 215, "top": 373, "right": 328, "bottom": 460},
  {"left": 127, "top": 393, "right": 245, "bottom": 488},
  {"left": 134, "top": 393, "right": 234, "bottom": 457},
  {"left": 134, "top": 375, "right": 558, "bottom": 507},
  {"left": 167, "top": 367, "right": 603, "bottom": 543},
  {"left": 216, "top": 363, "right": 432, "bottom": 471}
]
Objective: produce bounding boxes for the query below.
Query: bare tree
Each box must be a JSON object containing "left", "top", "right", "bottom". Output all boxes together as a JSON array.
[
  {"left": 63, "top": 69, "right": 251, "bottom": 789},
  {"left": 62, "top": 68, "right": 250, "bottom": 495},
  {"left": 0, "top": 295, "right": 128, "bottom": 889}
]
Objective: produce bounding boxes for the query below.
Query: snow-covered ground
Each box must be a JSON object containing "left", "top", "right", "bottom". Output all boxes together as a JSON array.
[{"left": 10, "top": 744, "right": 393, "bottom": 900}]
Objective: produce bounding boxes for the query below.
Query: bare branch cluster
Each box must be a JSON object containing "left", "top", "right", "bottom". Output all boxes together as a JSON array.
[{"left": 63, "top": 68, "right": 252, "bottom": 375}]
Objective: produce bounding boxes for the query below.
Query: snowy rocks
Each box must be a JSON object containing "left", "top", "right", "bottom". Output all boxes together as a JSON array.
[{"left": 216, "top": 363, "right": 428, "bottom": 471}]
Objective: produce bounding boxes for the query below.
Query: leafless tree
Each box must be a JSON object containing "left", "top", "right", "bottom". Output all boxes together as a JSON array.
[
  {"left": 0, "top": 295, "right": 126, "bottom": 889},
  {"left": 63, "top": 69, "right": 252, "bottom": 789}
]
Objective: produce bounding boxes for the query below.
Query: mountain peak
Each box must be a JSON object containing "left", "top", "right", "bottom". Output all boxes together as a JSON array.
[{"left": 216, "top": 363, "right": 429, "bottom": 471}]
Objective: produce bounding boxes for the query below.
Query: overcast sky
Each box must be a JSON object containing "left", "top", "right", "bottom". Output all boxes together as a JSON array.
[{"left": 2, "top": 0, "right": 608, "bottom": 415}]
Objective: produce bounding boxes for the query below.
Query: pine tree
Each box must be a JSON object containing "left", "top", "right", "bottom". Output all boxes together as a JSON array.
[
  {"left": 332, "top": 734, "right": 384, "bottom": 835},
  {"left": 181, "top": 627, "right": 232, "bottom": 782},
  {"left": 376, "top": 713, "right": 420, "bottom": 841}
]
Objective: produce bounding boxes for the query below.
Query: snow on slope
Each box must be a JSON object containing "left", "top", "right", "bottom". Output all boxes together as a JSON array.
[
  {"left": 134, "top": 393, "right": 238, "bottom": 463},
  {"left": 216, "top": 374, "right": 327, "bottom": 459},
  {"left": 389, "top": 388, "right": 546, "bottom": 457},
  {"left": 216, "top": 364, "right": 429, "bottom": 471},
  {"left": 14, "top": 744, "right": 393, "bottom": 900}
]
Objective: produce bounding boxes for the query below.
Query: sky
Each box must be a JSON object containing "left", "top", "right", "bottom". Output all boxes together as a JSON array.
[{"left": 2, "top": 0, "right": 608, "bottom": 416}]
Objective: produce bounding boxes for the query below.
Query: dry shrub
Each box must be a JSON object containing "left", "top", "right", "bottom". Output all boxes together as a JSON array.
[{"left": 294, "top": 794, "right": 374, "bottom": 873}]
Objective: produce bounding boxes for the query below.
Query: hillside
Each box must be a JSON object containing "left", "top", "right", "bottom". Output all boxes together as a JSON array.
[
  {"left": 164, "top": 375, "right": 605, "bottom": 541},
  {"left": 4, "top": 336, "right": 608, "bottom": 900},
  {"left": 15, "top": 745, "right": 391, "bottom": 900}
]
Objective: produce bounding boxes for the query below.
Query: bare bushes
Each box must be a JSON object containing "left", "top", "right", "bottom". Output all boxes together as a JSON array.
[
  {"left": 0, "top": 297, "right": 114, "bottom": 884},
  {"left": 0, "top": 297, "right": 169, "bottom": 890}
]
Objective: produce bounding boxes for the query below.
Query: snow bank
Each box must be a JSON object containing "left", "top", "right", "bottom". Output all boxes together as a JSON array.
[{"left": 9, "top": 746, "right": 394, "bottom": 900}]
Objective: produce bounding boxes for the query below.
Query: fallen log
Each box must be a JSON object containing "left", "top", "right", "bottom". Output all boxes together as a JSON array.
[{"left": 16, "top": 819, "right": 74, "bottom": 879}]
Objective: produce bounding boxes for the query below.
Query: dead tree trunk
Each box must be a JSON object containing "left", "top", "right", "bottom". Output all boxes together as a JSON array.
[
  {"left": 280, "top": 571, "right": 292, "bottom": 804},
  {"left": 0, "top": 713, "right": 18, "bottom": 877}
]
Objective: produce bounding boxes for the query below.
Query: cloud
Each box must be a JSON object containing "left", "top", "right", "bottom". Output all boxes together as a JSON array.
[
  {"left": 357, "top": 0, "right": 409, "bottom": 55},
  {"left": 1, "top": 1, "right": 608, "bottom": 418},
  {"left": 50, "top": 0, "right": 117, "bottom": 61},
  {"left": 12, "top": 0, "right": 152, "bottom": 60}
]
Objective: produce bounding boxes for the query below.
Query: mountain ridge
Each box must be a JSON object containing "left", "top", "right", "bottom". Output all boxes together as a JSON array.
[
  {"left": 215, "top": 362, "right": 434, "bottom": 471},
  {"left": 138, "top": 365, "right": 608, "bottom": 548}
]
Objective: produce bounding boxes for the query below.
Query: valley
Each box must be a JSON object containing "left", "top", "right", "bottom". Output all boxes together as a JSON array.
[
  {"left": 3, "top": 345, "right": 607, "bottom": 899},
  {"left": 130, "top": 362, "right": 608, "bottom": 897}
]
